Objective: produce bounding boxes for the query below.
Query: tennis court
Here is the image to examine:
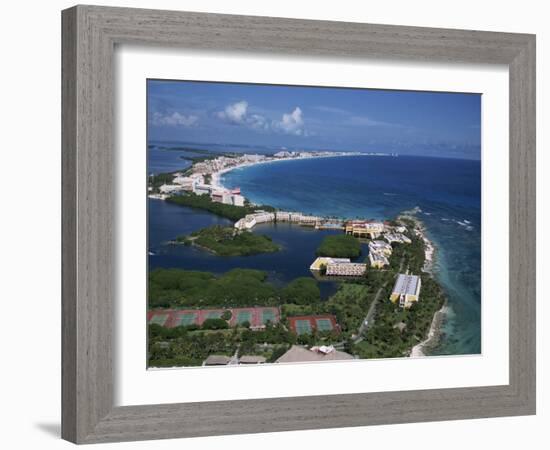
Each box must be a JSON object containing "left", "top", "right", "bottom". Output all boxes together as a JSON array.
[
  {"left": 236, "top": 311, "right": 252, "bottom": 325},
  {"left": 262, "top": 309, "right": 276, "bottom": 324},
  {"left": 316, "top": 318, "right": 334, "bottom": 332},
  {"left": 177, "top": 312, "right": 198, "bottom": 326},
  {"left": 295, "top": 319, "right": 312, "bottom": 335},
  {"left": 206, "top": 311, "right": 222, "bottom": 319},
  {"left": 149, "top": 314, "right": 168, "bottom": 326}
]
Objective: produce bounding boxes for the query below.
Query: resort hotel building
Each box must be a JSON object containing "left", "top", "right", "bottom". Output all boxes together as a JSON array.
[
  {"left": 210, "top": 189, "right": 245, "bottom": 206},
  {"left": 345, "top": 220, "right": 385, "bottom": 238},
  {"left": 369, "top": 251, "right": 390, "bottom": 269},
  {"left": 326, "top": 262, "right": 367, "bottom": 276},
  {"left": 390, "top": 274, "right": 422, "bottom": 308},
  {"left": 367, "top": 240, "right": 392, "bottom": 269},
  {"left": 368, "top": 240, "right": 393, "bottom": 256},
  {"left": 234, "top": 210, "right": 276, "bottom": 230},
  {"left": 309, "top": 257, "right": 367, "bottom": 277}
]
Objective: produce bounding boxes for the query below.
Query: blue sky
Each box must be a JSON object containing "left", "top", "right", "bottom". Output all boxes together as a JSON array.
[{"left": 147, "top": 79, "right": 481, "bottom": 159}]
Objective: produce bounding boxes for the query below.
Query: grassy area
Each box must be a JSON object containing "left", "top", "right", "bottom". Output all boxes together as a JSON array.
[
  {"left": 166, "top": 192, "right": 275, "bottom": 221},
  {"left": 322, "top": 282, "right": 374, "bottom": 338},
  {"left": 178, "top": 225, "right": 280, "bottom": 256},
  {"left": 316, "top": 234, "right": 361, "bottom": 258}
]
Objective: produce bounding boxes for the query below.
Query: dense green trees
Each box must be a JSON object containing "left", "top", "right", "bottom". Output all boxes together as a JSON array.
[
  {"left": 178, "top": 225, "right": 280, "bottom": 256},
  {"left": 201, "top": 318, "right": 229, "bottom": 330},
  {"left": 166, "top": 193, "right": 275, "bottom": 221},
  {"left": 149, "top": 268, "right": 324, "bottom": 310},
  {"left": 148, "top": 324, "right": 237, "bottom": 367},
  {"left": 149, "top": 268, "right": 279, "bottom": 308},
  {"left": 316, "top": 234, "right": 361, "bottom": 258},
  {"left": 148, "top": 322, "right": 295, "bottom": 367},
  {"left": 281, "top": 277, "right": 321, "bottom": 305}
]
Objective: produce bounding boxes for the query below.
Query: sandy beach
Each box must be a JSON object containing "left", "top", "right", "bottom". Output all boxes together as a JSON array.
[{"left": 210, "top": 152, "right": 364, "bottom": 192}]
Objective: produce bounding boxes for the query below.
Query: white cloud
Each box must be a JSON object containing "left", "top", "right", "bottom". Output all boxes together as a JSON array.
[
  {"left": 216, "top": 102, "right": 308, "bottom": 136},
  {"left": 217, "top": 100, "right": 249, "bottom": 124},
  {"left": 274, "top": 107, "right": 306, "bottom": 136},
  {"left": 151, "top": 111, "right": 198, "bottom": 127}
]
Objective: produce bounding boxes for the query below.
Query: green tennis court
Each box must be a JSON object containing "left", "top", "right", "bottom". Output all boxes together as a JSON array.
[
  {"left": 149, "top": 314, "right": 168, "bottom": 326},
  {"left": 206, "top": 311, "right": 222, "bottom": 319},
  {"left": 262, "top": 309, "right": 276, "bottom": 324},
  {"left": 178, "top": 313, "right": 198, "bottom": 326},
  {"left": 236, "top": 311, "right": 252, "bottom": 324},
  {"left": 295, "top": 319, "right": 312, "bottom": 335},
  {"left": 316, "top": 318, "right": 333, "bottom": 331}
]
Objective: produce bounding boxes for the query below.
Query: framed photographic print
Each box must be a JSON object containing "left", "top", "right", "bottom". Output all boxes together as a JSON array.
[{"left": 62, "top": 5, "right": 536, "bottom": 444}]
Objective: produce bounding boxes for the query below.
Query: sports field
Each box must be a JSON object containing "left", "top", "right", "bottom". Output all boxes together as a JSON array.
[
  {"left": 295, "top": 319, "right": 312, "bottom": 335},
  {"left": 147, "top": 307, "right": 280, "bottom": 329},
  {"left": 288, "top": 314, "right": 339, "bottom": 335}
]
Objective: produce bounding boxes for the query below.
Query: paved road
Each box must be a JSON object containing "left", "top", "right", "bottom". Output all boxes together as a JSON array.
[{"left": 353, "top": 286, "right": 385, "bottom": 343}]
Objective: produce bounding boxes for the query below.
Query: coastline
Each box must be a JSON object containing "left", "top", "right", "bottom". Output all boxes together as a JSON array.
[
  {"left": 400, "top": 211, "right": 447, "bottom": 357},
  {"left": 410, "top": 304, "right": 448, "bottom": 357},
  {"left": 211, "top": 152, "right": 367, "bottom": 192}
]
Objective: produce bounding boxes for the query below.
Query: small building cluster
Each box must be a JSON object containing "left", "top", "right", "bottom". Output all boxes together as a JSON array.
[
  {"left": 368, "top": 240, "right": 392, "bottom": 268},
  {"left": 390, "top": 274, "right": 422, "bottom": 308},
  {"left": 309, "top": 257, "right": 367, "bottom": 277},
  {"left": 158, "top": 171, "right": 245, "bottom": 206}
]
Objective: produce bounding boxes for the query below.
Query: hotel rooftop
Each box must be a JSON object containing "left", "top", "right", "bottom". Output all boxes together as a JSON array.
[{"left": 393, "top": 274, "right": 421, "bottom": 296}]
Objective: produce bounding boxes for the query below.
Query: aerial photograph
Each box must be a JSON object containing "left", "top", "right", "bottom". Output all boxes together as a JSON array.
[{"left": 146, "top": 79, "right": 481, "bottom": 368}]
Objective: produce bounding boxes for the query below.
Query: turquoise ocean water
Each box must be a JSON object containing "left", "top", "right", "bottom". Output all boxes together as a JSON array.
[{"left": 219, "top": 155, "right": 482, "bottom": 355}]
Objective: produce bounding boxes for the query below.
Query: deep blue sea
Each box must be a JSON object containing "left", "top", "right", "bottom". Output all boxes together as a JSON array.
[{"left": 148, "top": 152, "right": 481, "bottom": 356}]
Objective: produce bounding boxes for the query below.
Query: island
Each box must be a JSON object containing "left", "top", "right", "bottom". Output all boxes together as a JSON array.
[
  {"left": 176, "top": 225, "right": 280, "bottom": 256},
  {"left": 316, "top": 234, "right": 362, "bottom": 258}
]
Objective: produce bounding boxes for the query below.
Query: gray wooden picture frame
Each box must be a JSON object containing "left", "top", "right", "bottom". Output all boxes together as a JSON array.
[{"left": 61, "top": 4, "right": 536, "bottom": 444}]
